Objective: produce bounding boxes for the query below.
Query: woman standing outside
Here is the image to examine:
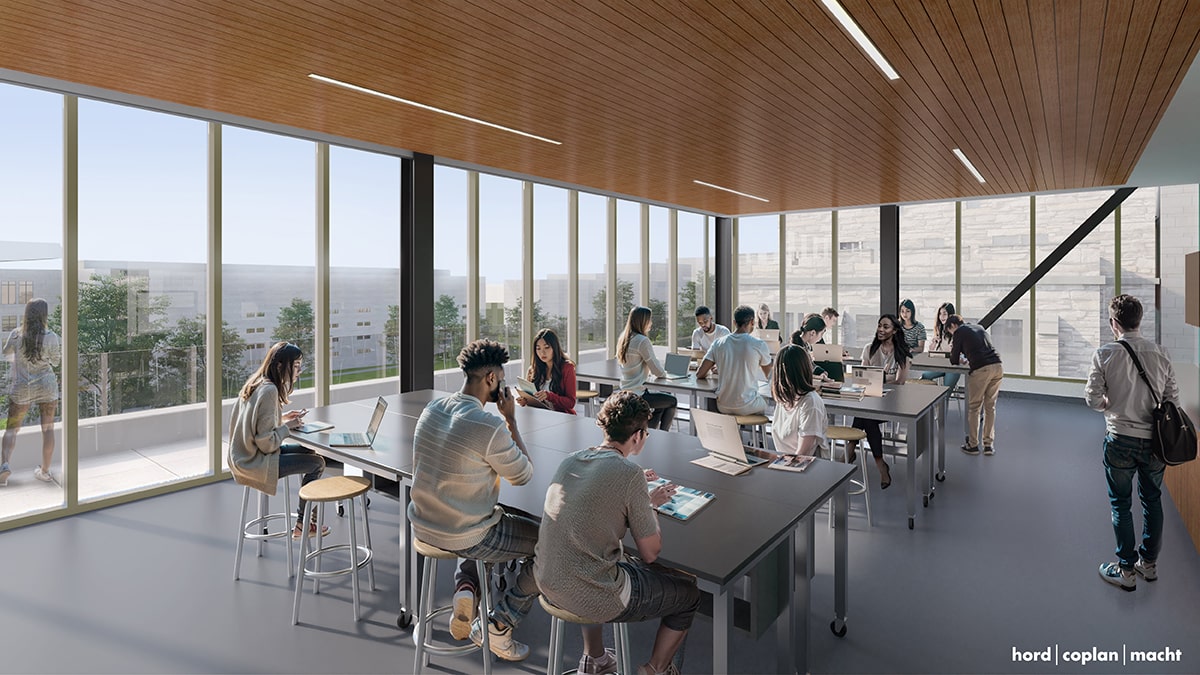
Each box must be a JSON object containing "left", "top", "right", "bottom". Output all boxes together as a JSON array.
[
  {"left": 228, "top": 341, "right": 329, "bottom": 539},
  {"left": 517, "top": 328, "right": 577, "bottom": 414},
  {"left": 617, "top": 307, "right": 677, "bottom": 431},
  {"left": 846, "top": 315, "right": 912, "bottom": 489},
  {"left": 920, "top": 302, "right": 961, "bottom": 389},
  {"left": 1, "top": 299, "right": 61, "bottom": 485},
  {"left": 898, "top": 299, "right": 926, "bottom": 353},
  {"left": 771, "top": 345, "right": 828, "bottom": 458}
]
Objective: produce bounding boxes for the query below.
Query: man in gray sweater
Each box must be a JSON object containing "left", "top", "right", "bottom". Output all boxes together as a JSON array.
[{"left": 408, "top": 339, "right": 539, "bottom": 660}]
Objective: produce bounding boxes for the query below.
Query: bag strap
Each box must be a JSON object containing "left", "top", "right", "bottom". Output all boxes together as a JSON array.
[{"left": 1116, "top": 340, "right": 1161, "bottom": 408}]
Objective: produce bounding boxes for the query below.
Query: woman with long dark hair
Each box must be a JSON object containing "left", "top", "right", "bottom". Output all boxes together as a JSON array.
[
  {"left": 1, "top": 299, "right": 61, "bottom": 485},
  {"left": 846, "top": 315, "right": 912, "bottom": 489},
  {"left": 227, "top": 341, "right": 329, "bottom": 539},
  {"left": 517, "top": 328, "right": 577, "bottom": 414},
  {"left": 617, "top": 306, "right": 676, "bottom": 431},
  {"left": 771, "top": 345, "right": 828, "bottom": 458},
  {"left": 920, "top": 302, "right": 961, "bottom": 389},
  {"left": 898, "top": 298, "right": 926, "bottom": 353}
]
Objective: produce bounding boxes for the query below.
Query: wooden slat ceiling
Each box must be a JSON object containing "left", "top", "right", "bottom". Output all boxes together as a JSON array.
[{"left": 1, "top": 0, "right": 1198, "bottom": 215}]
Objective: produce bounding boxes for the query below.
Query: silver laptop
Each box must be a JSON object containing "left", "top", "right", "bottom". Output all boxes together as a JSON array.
[
  {"left": 846, "top": 365, "right": 885, "bottom": 397},
  {"left": 692, "top": 408, "right": 770, "bottom": 469},
  {"left": 323, "top": 397, "right": 388, "bottom": 447},
  {"left": 660, "top": 352, "right": 692, "bottom": 379},
  {"left": 810, "top": 343, "right": 843, "bottom": 362},
  {"left": 752, "top": 328, "right": 780, "bottom": 354}
]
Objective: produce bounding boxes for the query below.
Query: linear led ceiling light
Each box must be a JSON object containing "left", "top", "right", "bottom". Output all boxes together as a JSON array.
[
  {"left": 693, "top": 179, "right": 770, "bottom": 203},
  {"left": 952, "top": 148, "right": 986, "bottom": 183},
  {"left": 820, "top": 0, "right": 900, "bottom": 80},
  {"left": 308, "top": 73, "right": 562, "bottom": 145}
]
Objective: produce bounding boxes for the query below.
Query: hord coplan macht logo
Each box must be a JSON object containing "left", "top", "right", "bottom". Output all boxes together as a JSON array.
[{"left": 1012, "top": 645, "right": 1184, "bottom": 667}]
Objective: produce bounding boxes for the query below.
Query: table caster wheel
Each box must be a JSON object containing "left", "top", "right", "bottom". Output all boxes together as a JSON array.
[
  {"left": 397, "top": 609, "right": 413, "bottom": 629},
  {"left": 830, "top": 619, "right": 847, "bottom": 637},
  {"left": 922, "top": 495, "right": 929, "bottom": 507},
  {"left": 936, "top": 471, "right": 946, "bottom": 482},
  {"left": 908, "top": 517, "right": 914, "bottom": 530}
]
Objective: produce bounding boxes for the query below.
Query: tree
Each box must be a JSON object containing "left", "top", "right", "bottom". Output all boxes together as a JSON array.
[
  {"left": 271, "top": 298, "right": 315, "bottom": 379},
  {"left": 160, "top": 315, "right": 251, "bottom": 401},
  {"left": 676, "top": 278, "right": 700, "bottom": 348},
  {"left": 591, "top": 280, "right": 636, "bottom": 334},
  {"left": 432, "top": 295, "right": 464, "bottom": 369},
  {"left": 385, "top": 304, "right": 400, "bottom": 368},
  {"left": 502, "top": 297, "right": 551, "bottom": 359}
]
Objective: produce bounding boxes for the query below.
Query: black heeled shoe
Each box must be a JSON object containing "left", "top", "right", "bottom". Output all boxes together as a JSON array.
[{"left": 879, "top": 461, "right": 892, "bottom": 490}]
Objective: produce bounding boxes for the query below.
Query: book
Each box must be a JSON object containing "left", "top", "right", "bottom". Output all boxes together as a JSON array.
[
  {"left": 647, "top": 478, "right": 715, "bottom": 521},
  {"left": 295, "top": 420, "right": 333, "bottom": 434},
  {"left": 820, "top": 381, "right": 865, "bottom": 401},
  {"left": 768, "top": 454, "right": 817, "bottom": 473},
  {"left": 515, "top": 377, "right": 551, "bottom": 408}
]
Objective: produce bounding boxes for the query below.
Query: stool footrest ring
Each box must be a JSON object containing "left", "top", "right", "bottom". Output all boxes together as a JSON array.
[
  {"left": 242, "top": 513, "right": 293, "bottom": 541},
  {"left": 302, "top": 544, "right": 373, "bottom": 579}
]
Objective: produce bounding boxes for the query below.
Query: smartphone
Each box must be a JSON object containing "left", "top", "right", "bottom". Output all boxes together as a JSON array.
[{"left": 493, "top": 379, "right": 507, "bottom": 402}]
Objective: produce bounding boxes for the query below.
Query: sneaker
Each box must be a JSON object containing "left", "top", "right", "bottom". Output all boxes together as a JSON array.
[
  {"left": 579, "top": 648, "right": 618, "bottom": 675},
  {"left": 33, "top": 466, "right": 53, "bottom": 483},
  {"left": 0, "top": 463, "right": 10, "bottom": 486},
  {"left": 470, "top": 617, "right": 530, "bottom": 662},
  {"left": 449, "top": 588, "right": 476, "bottom": 640},
  {"left": 1134, "top": 557, "right": 1158, "bottom": 581},
  {"left": 961, "top": 443, "right": 980, "bottom": 455},
  {"left": 637, "top": 664, "right": 681, "bottom": 675},
  {"left": 983, "top": 445, "right": 995, "bottom": 456},
  {"left": 1098, "top": 562, "right": 1136, "bottom": 591}
]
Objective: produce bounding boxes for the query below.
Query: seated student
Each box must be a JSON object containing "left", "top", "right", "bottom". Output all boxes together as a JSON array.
[
  {"left": 771, "top": 345, "right": 828, "bottom": 458},
  {"left": 820, "top": 307, "right": 840, "bottom": 344},
  {"left": 898, "top": 298, "right": 927, "bottom": 353},
  {"left": 689, "top": 305, "right": 730, "bottom": 353},
  {"left": 755, "top": 302, "right": 783, "bottom": 347},
  {"left": 696, "top": 305, "right": 772, "bottom": 415},
  {"left": 845, "top": 315, "right": 912, "bottom": 489},
  {"left": 408, "top": 339, "right": 540, "bottom": 661},
  {"left": 617, "top": 306, "right": 677, "bottom": 431},
  {"left": 790, "top": 314, "right": 833, "bottom": 381},
  {"left": 535, "top": 391, "right": 700, "bottom": 675},
  {"left": 516, "top": 328, "right": 577, "bottom": 414},
  {"left": 920, "top": 302, "right": 961, "bottom": 389}
]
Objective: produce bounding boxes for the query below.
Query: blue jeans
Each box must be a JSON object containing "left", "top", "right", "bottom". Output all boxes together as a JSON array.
[
  {"left": 612, "top": 559, "right": 700, "bottom": 632},
  {"left": 1103, "top": 433, "right": 1165, "bottom": 569},
  {"left": 452, "top": 504, "right": 541, "bottom": 630},
  {"left": 277, "top": 443, "right": 325, "bottom": 527},
  {"left": 920, "top": 370, "right": 960, "bottom": 390}
]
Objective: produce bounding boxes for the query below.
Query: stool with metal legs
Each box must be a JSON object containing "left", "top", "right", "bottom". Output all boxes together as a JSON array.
[
  {"left": 540, "top": 596, "right": 632, "bottom": 675},
  {"left": 826, "top": 425, "right": 872, "bottom": 528},
  {"left": 412, "top": 538, "right": 494, "bottom": 675},
  {"left": 292, "top": 475, "right": 375, "bottom": 624},
  {"left": 233, "top": 475, "right": 294, "bottom": 581},
  {"left": 734, "top": 413, "right": 771, "bottom": 449},
  {"left": 576, "top": 389, "right": 600, "bottom": 417}
]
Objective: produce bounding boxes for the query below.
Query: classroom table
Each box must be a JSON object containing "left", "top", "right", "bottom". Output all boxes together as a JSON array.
[
  {"left": 293, "top": 389, "right": 855, "bottom": 674},
  {"left": 575, "top": 357, "right": 718, "bottom": 435}
]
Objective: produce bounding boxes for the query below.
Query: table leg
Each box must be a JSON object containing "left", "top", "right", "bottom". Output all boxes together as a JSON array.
[
  {"left": 806, "top": 512, "right": 815, "bottom": 581},
  {"left": 690, "top": 392, "right": 699, "bottom": 436},
  {"left": 399, "top": 484, "right": 416, "bottom": 629},
  {"left": 783, "top": 528, "right": 801, "bottom": 675},
  {"left": 906, "top": 432, "right": 917, "bottom": 530},
  {"left": 712, "top": 583, "right": 733, "bottom": 675},
  {"left": 936, "top": 393, "right": 947, "bottom": 482},
  {"left": 833, "top": 485, "right": 848, "bottom": 639},
  {"left": 925, "top": 412, "right": 935, "bottom": 503}
]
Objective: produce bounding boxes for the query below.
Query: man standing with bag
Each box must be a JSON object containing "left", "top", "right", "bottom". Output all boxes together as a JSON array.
[{"left": 1085, "top": 294, "right": 1180, "bottom": 591}]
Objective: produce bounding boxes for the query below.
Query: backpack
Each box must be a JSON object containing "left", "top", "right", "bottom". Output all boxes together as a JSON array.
[{"left": 1117, "top": 341, "right": 1197, "bottom": 466}]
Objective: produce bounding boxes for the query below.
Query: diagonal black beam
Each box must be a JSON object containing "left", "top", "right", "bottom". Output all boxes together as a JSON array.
[{"left": 979, "top": 187, "right": 1135, "bottom": 329}]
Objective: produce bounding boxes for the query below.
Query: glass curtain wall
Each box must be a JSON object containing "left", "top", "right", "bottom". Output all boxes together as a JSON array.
[
  {"left": 328, "top": 146, "right": 401, "bottom": 401},
  {"left": 1118, "top": 188, "right": 1158, "bottom": 339},
  {"left": 899, "top": 202, "right": 957, "bottom": 346},
  {"left": 615, "top": 200, "right": 641, "bottom": 337},
  {"left": 737, "top": 215, "right": 781, "bottom": 334},
  {"left": 532, "top": 184, "right": 569, "bottom": 349},
  {"left": 478, "top": 174, "right": 524, "bottom": 360},
  {"left": 77, "top": 99, "right": 208, "bottom": 501},
  {"left": 784, "top": 211, "right": 833, "bottom": 341},
  {"left": 0, "top": 84, "right": 64, "bottom": 518},
  {"left": 960, "top": 196, "right": 1031, "bottom": 374},
  {"left": 433, "top": 166, "right": 469, "bottom": 376},
  {"left": 677, "top": 211, "right": 707, "bottom": 348},
  {"left": 648, "top": 206, "right": 671, "bottom": 346},
  {"left": 577, "top": 193, "right": 609, "bottom": 362},
  {"left": 836, "top": 208, "right": 882, "bottom": 351}
]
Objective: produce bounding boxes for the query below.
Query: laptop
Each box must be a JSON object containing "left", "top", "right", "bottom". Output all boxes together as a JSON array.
[
  {"left": 810, "top": 343, "right": 843, "bottom": 362},
  {"left": 322, "top": 397, "right": 388, "bottom": 447},
  {"left": 691, "top": 408, "right": 770, "bottom": 475},
  {"left": 846, "top": 365, "right": 885, "bottom": 397},
  {"left": 659, "top": 352, "right": 692, "bottom": 380},
  {"left": 752, "top": 328, "right": 780, "bottom": 354}
]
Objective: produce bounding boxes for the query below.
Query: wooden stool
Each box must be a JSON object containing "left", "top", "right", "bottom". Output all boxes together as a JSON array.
[
  {"left": 576, "top": 389, "right": 600, "bottom": 417},
  {"left": 291, "top": 476, "right": 375, "bottom": 625},
  {"left": 233, "top": 476, "right": 295, "bottom": 581},
  {"left": 735, "top": 413, "right": 771, "bottom": 449},
  {"left": 412, "top": 539, "right": 494, "bottom": 675},
  {"left": 826, "top": 425, "right": 872, "bottom": 527},
  {"left": 539, "top": 596, "right": 632, "bottom": 675}
]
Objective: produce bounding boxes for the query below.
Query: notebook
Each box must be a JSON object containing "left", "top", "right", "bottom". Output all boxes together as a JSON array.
[
  {"left": 319, "top": 397, "right": 388, "bottom": 447},
  {"left": 768, "top": 454, "right": 818, "bottom": 473},
  {"left": 659, "top": 352, "right": 692, "bottom": 380},
  {"left": 752, "top": 328, "right": 780, "bottom": 354},
  {"left": 690, "top": 408, "right": 770, "bottom": 475},
  {"left": 648, "top": 478, "right": 715, "bottom": 521},
  {"left": 294, "top": 420, "right": 333, "bottom": 434},
  {"left": 846, "top": 365, "right": 885, "bottom": 397}
]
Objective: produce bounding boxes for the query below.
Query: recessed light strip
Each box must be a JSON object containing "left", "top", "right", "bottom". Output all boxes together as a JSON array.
[
  {"left": 693, "top": 180, "right": 770, "bottom": 203},
  {"left": 820, "top": 0, "right": 900, "bottom": 80},
  {"left": 308, "top": 73, "right": 562, "bottom": 146},
  {"left": 952, "top": 148, "right": 986, "bottom": 183}
]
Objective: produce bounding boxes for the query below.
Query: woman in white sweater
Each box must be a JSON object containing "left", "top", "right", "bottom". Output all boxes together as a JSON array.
[
  {"left": 616, "top": 306, "right": 677, "bottom": 431},
  {"left": 227, "top": 341, "right": 328, "bottom": 539}
]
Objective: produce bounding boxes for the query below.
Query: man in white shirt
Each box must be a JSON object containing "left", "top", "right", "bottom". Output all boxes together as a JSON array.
[
  {"left": 690, "top": 305, "right": 731, "bottom": 353},
  {"left": 696, "top": 305, "right": 772, "bottom": 415}
]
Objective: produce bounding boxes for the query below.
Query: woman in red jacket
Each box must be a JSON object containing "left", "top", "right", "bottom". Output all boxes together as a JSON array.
[{"left": 517, "top": 328, "right": 578, "bottom": 414}]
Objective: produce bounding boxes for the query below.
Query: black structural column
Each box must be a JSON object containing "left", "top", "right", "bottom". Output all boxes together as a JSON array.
[
  {"left": 401, "top": 153, "right": 434, "bottom": 392},
  {"left": 880, "top": 205, "right": 900, "bottom": 318},
  {"left": 715, "top": 216, "right": 734, "bottom": 329}
]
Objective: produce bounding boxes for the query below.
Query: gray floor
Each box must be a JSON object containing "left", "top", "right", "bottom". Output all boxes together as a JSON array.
[{"left": 2, "top": 394, "right": 1198, "bottom": 674}]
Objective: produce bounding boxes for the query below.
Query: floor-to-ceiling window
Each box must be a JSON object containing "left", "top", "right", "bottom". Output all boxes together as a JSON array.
[
  {"left": 737, "top": 215, "right": 781, "bottom": 334},
  {"left": 616, "top": 199, "right": 641, "bottom": 338},
  {"left": 328, "top": 146, "right": 400, "bottom": 402},
  {"left": 899, "top": 202, "right": 957, "bottom": 346},
  {"left": 784, "top": 211, "right": 833, "bottom": 340},
  {"left": 648, "top": 206, "right": 671, "bottom": 346},
  {"left": 578, "top": 193, "right": 609, "bottom": 361},
  {"left": 78, "top": 99, "right": 208, "bottom": 501},
  {"left": 532, "top": 184, "right": 569, "bottom": 349},
  {"left": 677, "top": 211, "right": 708, "bottom": 348},
  {"left": 960, "top": 196, "right": 1031, "bottom": 374},
  {"left": 836, "top": 207, "right": 882, "bottom": 351},
  {"left": 1118, "top": 188, "right": 1159, "bottom": 340},
  {"left": 477, "top": 174, "right": 524, "bottom": 359},
  {"left": 433, "top": 166, "right": 469, "bottom": 378}
]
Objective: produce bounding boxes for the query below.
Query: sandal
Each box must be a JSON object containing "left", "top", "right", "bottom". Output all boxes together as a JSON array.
[
  {"left": 878, "top": 461, "right": 891, "bottom": 490},
  {"left": 293, "top": 513, "right": 332, "bottom": 539}
]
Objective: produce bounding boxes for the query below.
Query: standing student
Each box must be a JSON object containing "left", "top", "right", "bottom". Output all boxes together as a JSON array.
[
  {"left": 517, "top": 328, "right": 577, "bottom": 414},
  {"left": 689, "top": 305, "right": 730, "bottom": 353},
  {"left": 920, "top": 302, "right": 961, "bottom": 389},
  {"left": 1, "top": 299, "right": 61, "bottom": 485},
  {"left": 844, "top": 315, "right": 912, "bottom": 489},
  {"left": 755, "top": 303, "right": 780, "bottom": 331},
  {"left": 1085, "top": 295, "right": 1179, "bottom": 591},
  {"left": 409, "top": 339, "right": 540, "bottom": 660},
  {"left": 947, "top": 315, "right": 1003, "bottom": 455},
  {"left": 696, "top": 305, "right": 772, "bottom": 416},
  {"left": 535, "top": 391, "right": 699, "bottom": 675},
  {"left": 227, "top": 341, "right": 329, "bottom": 540},
  {"left": 617, "top": 306, "right": 677, "bottom": 431},
  {"left": 898, "top": 298, "right": 926, "bottom": 353},
  {"left": 820, "top": 307, "right": 841, "bottom": 345},
  {"left": 771, "top": 345, "right": 828, "bottom": 458}
]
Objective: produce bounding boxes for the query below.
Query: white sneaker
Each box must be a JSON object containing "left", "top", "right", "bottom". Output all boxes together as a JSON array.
[
  {"left": 470, "top": 617, "right": 530, "bottom": 662},
  {"left": 449, "top": 588, "right": 476, "bottom": 640},
  {"left": 1098, "top": 562, "right": 1135, "bottom": 591},
  {"left": 0, "top": 463, "right": 10, "bottom": 486},
  {"left": 1134, "top": 557, "right": 1157, "bottom": 581},
  {"left": 33, "top": 467, "right": 53, "bottom": 483}
]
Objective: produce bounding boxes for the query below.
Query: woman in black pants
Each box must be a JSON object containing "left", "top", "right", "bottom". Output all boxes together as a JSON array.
[
  {"left": 616, "top": 306, "right": 677, "bottom": 431},
  {"left": 846, "top": 314, "right": 911, "bottom": 489}
]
